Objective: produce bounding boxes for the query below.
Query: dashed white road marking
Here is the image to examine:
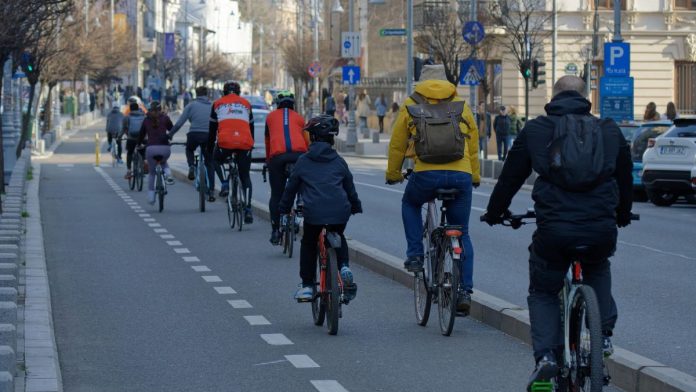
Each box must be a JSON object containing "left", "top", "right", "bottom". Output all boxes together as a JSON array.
[
  {"left": 311, "top": 380, "right": 349, "bottom": 392},
  {"left": 214, "top": 287, "right": 237, "bottom": 294},
  {"left": 244, "top": 315, "right": 271, "bottom": 326},
  {"left": 227, "top": 300, "right": 252, "bottom": 308},
  {"left": 143, "top": 218, "right": 156, "bottom": 222},
  {"left": 174, "top": 248, "right": 190, "bottom": 254},
  {"left": 160, "top": 234, "right": 175, "bottom": 239},
  {"left": 154, "top": 228, "right": 168, "bottom": 233},
  {"left": 139, "top": 213, "right": 151, "bottom": 217},
  {"left": 183, "top": 256, "right": 200, "bottom": 262},
  {"left": 148, "top": 223, "right": 162, "bottom": 227},
  {"left": 260, "top": 334, "right": 293, "bottom": 345},
  {"left": 202, "top": 275, "right": 222, "bottom": 283},
  {"left": 286, "top": 355, "right": 319, "bottom": 368},
  {"left": 167, "top": 240, "right": 183, "bottom": 246},
  {"left": 191, "top": 265, "right": 211, "bottom": 272}
]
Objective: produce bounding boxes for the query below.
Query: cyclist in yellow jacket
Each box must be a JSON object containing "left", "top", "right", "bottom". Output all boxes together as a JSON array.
[{"left": 386, "top": 64, "right": 480, "bottom": 313}]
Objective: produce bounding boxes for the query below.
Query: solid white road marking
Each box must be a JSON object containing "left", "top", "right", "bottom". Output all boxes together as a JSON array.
[
  {"left": 285, "top": 355, "right": 319, "bottom": 368},
  {"left": 227, "top": 300, "right": 252, "bottom": 308},
  {"left": 167, "top": 240, "right": 183, "bottom": 246},
  {"left": 202, "top": 275, "right": 222, "bottom": 283},
  {"left": 174, "top": 248, "right": 190, "bottom": 254},
  {"left": 214, "top": 287, "right": 237, "bottom": 294},
  {"left": 244, "top": 315, "right": 271, "bottom": 326},
  {"left": 191, "top": 265, "right": 211, "bottom": 272},
  {"left": 311, "top": 380, "right": 349, "bottom": 392},
  {"left": 618, "top": 240, "right": 696, "bottom": 261},
  {"left": 260, "top": 334, "right": 293, "bottom": 345},
  {"left": 183, "top": 256, "right": 200, "bottom": 262}
]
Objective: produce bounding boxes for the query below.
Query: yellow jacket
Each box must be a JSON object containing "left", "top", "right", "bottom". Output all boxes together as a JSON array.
[{"left": 386, "top": 80, "right": 480, "bottom": 183}]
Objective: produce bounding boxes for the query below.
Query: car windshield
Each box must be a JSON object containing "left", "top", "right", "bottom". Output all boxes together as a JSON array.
[
  {"left": 243, "top": 95, "right": 268, "bottom": 110},
  {"left": 631, "top": 125, "right": 672, "bottom": 162},
  {"left": 663, "top": 124, "right": 696, "bottom": 138},
  {"left": 620, "top": 126, "right": 638, "bottom": 141}
]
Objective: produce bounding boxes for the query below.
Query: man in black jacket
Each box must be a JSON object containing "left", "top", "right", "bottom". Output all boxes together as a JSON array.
[{"left": 482, "top": 76, "right": 633, "bottom": 389}]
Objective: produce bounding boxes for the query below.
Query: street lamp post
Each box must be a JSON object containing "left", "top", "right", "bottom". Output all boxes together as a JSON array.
[
  {"left": 312, "top": 0, "right": 320, "bottom": 117},
  {"left": 346, "top": 0, "right": 358, "bottom": 149}
]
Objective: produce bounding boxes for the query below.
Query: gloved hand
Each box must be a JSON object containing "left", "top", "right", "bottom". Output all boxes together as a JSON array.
[
  {"left": 616, "top": 211, "right": 632, "bottom": 228},
  {"left": 166, "top": 133, "right": 173, "bottom": 140},
  {"left": 481, "top": 210, "right": 508, "bottom": 226},
  {"left": 386, "top": 179, "right": 402, "bottom": 185},
  {"left": 472, "top": 182, "right": 480, "bottom": 188},
  {"left": 351, "top": 203, "right": 363, "bottom": 215}
]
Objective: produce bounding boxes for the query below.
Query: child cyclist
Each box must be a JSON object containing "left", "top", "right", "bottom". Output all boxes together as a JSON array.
[{"left": 278, "top": 115, "right": 362, "bottom": 302}]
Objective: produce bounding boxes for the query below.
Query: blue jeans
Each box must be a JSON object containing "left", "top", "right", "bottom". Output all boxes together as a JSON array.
[{"left": 402, "top": 171, "right": 475, "bottom": 291}]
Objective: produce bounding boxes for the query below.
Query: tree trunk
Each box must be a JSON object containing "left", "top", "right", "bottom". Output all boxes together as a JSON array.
[
  {"left": 43, "top": 84, "right": 55, "bottom": 134},
  {"left": 0, "top": 68, "right": 5, "bottom": 195},
  {"left": 18, "top": 81, "right": 37, "bottom": 157}
]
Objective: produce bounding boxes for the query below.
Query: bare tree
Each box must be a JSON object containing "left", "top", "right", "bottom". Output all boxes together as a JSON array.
[
  {"left": 487, "top": 0, "right": 551, "bottom": 116},
  {"left": 414, "top": 6, "right": 469, "bottom": 85},
  {"left": 194, "top": 53, "right": 244, "bottom": 85}
]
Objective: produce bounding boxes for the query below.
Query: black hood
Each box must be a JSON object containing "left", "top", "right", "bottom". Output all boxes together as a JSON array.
[
  {"left": 544, "top": 91, "right": 592, "bottom": 116},
  {"left": 306, "top": 142, "right": 338, "bottom": 162}
]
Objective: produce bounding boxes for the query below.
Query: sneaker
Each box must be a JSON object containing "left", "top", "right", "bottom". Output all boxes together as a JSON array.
[
  {"left": 270, "top": 230, "right": 281, "bottom": 245},
  {"left": 117, "top": 158, "right": 123, "bottom": 164},
  {"left": 404, "top": 255, "right": 424, "bottom": 272},
  {"left": 147, "top": 190, "right": 156, "bottom": 205},
  {"left": 294, "top": 284, "right": 313, "bottom": 302},
  {"left": 602, "top": 336, "right": 614, "bottom": 357},
  {"left": 124, "top": 170, "right": 132, "bottom": 180},
  {"left": 187, "top": 166, "right": 195, "bottom": 180},
  {"left": 341, "top": 266, "right": 357, "bottom": 301},
  {"left": 219, "top": 184, "right": 229, "bottom": 198},
  {"left": 207, "top": 192, "right": 216, "bottom": 202},
  {"left": 165, "top": 176, "right": 175, "bottom": 185},
  {"left": 527, "top": 353, "right": 559, "bottom": 392},
  {"left": 244, "top": 207, "right": 253, "bottom": 224},
  {"left": 456, "top": 289, "right": 472, "bottom": 314}
]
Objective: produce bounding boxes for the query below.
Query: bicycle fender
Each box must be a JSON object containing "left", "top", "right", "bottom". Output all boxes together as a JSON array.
[{"left": 325, "top": 232, "right": 342, "bottom": 249}]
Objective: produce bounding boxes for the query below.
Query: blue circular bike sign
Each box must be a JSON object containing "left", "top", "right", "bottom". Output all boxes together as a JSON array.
[{"left": 462, "top": 21, "right": 485, "bottom": 45}]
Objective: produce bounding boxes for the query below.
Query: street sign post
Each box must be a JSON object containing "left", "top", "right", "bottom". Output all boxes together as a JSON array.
[
  {"left": 308, "top": 62, "right": 322, "bottom": 78},
  {"left": 462, "top": 21, "right": 485, "bottom": 45},
  {"left": 379, "top": 28, "right": 407, "bottom": 37},
  {"left": 459, "top": 59, "right": 485, "bottom": 86},
  {"left": 341, "top": 32, "right": 360, "bottom": 58},
  {"left": 342, "top": 66, "right": 361, "bottom": 85},
  {"left": 600, "top": 76, "right": 634, "bottom": 122},
  {"left": 603, "top": 42, "right": 630, "bottom": 77}
]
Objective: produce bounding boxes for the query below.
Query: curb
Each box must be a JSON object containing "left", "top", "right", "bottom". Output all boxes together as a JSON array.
[{"left": 171, "top": 166, "right": 696, "bottom": 392}]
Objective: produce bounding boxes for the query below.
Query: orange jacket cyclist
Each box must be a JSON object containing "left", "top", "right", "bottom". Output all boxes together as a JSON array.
[
  {"left": 265, "top": 91, "right": 309, "bottom": 245},
  {"left": 208, "top": 81, "right": 255, "bottom": 224}
]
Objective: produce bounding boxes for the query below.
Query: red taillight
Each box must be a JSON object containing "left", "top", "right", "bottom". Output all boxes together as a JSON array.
[
  {"left": 647, "top": 138, "right": 656, "bottom": 148},
  {"left": 453, "top": 247, "right": 462, "bottom": 255},
  {"left": 446, "top": 229, "right": 462, "bottom": 237}
]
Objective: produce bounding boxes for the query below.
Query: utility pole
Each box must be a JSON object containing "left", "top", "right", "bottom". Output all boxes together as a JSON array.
[
  {"left": 312, "top": 0, "right": 320, "bottom": 117},
  {"left": 552, "top": 0, "right": 557, "bottom": 85},
  {"left": 469, "top": 0, "right": 478, "bottom": 114},
  {"left": 84, "top": 0, "right": 89, "bottom": 114},
  {"left": 406, "top": 0, "right": 413, "bottom": 95},
  {"left": 613, "top": 0, "right": 623, "bottom": 42},
  {"left": 298, "top": 1, "right": 304, "bottom": 115},
  {"left": 346, "top": 0, "right": 358, "bottom": 149}
]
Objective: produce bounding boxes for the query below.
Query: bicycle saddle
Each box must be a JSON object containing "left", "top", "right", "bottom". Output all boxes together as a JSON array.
[
  {"left": 435, "top": 188, "right": 459, "bottom": 201},
  {"left": 570, "top": 245, "right": 592, "bottom": 259},
  {"left": 153, "top": 155, "right": 164, "bottom": 162}
]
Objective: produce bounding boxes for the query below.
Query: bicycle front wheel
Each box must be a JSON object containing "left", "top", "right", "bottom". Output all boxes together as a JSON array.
[
  {"left": 325, "top": 247, "right": 340, "bottom": 335},
  {"left": 312, "top": 259, "right": 325, "bottom": 326},
  {"left": 568, "top": 285, "right": 604, "bottom": 392},
  {"left": 437, "top": 243, "right": 459, "bottom": 336},
  {"left": 414, "top": 229, "right": 433, "bottom": 326},
  {"left": 198, "top": 163, "right": 206, "bottom": 212}
]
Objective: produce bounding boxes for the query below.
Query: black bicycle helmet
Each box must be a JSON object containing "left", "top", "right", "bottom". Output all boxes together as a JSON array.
[
  {"left": 149, "top": 100, "right": 162, "bottom": 112},
  {"left": 303, "top": 115, "right": 339, "bottom": 138},
  {"left": 223, "top": 80, "right": 241, "bottom": 95}
]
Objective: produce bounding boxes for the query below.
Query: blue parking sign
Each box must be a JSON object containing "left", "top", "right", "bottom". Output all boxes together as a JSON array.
[{"left": 604, "top": 42, "right": 630, "bottom": 77}]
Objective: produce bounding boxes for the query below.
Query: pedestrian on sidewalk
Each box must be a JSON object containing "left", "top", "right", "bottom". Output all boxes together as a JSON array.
[
  {"left": 476, "top": 101, "right": 491, "bottom": 159},
  {"left": 356, "top": 92, "right": 370, "bottom": 137},
  {"left": 387, "top": 102, "right": 399, "bottom": 132},
  {"left": 493, "top": 106, "right": 511, "bottom": 160},
  {"left": 643, "top": 102, "right": 660, "bottom": 121},
  {"left": 105, "top": 106, "right": 124, "bottom": 163},
  {"left": 342, "top": 92, "right": 350, "bottom": 125},
  {"left": 661, "top": 101, "right": 678, "bottom": 121},
  {"left": 375, "top": 93, "right": 388, "bottom": 133},
  {"left": 138, "top": 101, "right": 175, "bottom": 205},
  {"left": 324, "top": 93, "right": 337, "bottom": 117},
  {"left": 508, "top": 106, "right": 524, "bottom": 147}
]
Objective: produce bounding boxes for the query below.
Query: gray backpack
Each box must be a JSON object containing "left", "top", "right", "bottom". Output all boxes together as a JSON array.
[
  {"left": 406, "top": 93, "right": 469, "bottom": 164},
  {"left": 126, "top": 112, "right": 145, "bottom": 138}
]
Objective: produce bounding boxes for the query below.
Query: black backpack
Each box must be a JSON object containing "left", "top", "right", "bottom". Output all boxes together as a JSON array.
[{"left": 547, "top": 114, "right": 614, "bottom": 192}]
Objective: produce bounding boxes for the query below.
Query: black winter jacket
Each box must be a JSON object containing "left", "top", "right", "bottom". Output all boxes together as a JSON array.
[
  {"left": 486, "top": 91, "right": 632, "bottom": 235},
  {"left": 279, "top": 142, "right": 362, "bottom": 225}
]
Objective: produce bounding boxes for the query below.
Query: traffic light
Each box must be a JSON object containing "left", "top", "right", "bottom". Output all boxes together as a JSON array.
[
  {"left": 532, "top": 59, "right": 546, "bottom": 88},
  {"left": 520, "top": 59, "right": 531, "bottom": 79},
  {"left": 20, "top": 52, "right": 36, "bottom": 75}
]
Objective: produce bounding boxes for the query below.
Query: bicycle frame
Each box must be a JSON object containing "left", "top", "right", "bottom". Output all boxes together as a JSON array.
[
  {"left": 561, "top": 261, "right": 584, "bottom": 374},
  {"left": 317, "top": 229, "right": 344, "bottom": 299},
  {"left": 424, "top": 200, "right": 464, "bottom": 287}
]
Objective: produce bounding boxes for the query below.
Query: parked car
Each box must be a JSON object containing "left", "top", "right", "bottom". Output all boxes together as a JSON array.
[
  {"left": 619, "top": 121, "right": 640, "bottom": 144},
  {"left": 629, "top": 121, "right": 673, "bottom": 195},
  {"left": 244, "top": 95, "right": 270, "bottom": 163},
  {"left": 641, "top": 117, "right": 696, "bottom": 206}
]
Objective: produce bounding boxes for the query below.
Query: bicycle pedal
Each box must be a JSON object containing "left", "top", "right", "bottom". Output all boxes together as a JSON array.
[
  {"left": 456, "top": 310, "right": 469, "bottom": 317},
  {"left": 529, "top": 381, "right": 553, "bottom": 392}
]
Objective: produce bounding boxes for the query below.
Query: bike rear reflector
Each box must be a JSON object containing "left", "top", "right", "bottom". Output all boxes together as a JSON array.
[
  {"left": 446, "top": 230, "right": 462, "bottom": 237},
  {"left": 453, "top": 247, "right": 462, "bottom": 255}
]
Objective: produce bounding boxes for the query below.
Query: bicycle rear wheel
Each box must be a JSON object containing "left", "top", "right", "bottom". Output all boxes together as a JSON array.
[
  {"left": 227, "top": 187, "right": 235, "bottom": 229},
  {"left": 111, "top": 142, "right": 118, "bottom": 168},
  {"left": 156, "top": 174, "right": 165, "bottom": 213},
  {"left": 234, "top": 177, "right": 245, "bottom": 231},
  {"left": 312, "top": 260, "right": 325, "bottom": 326},
  {"left": 136, "top": 168, "right": 144, "bottom": 192},
  {"left": 437, "top": 242, "right": 459, "bottom": 336},
  {"left": 198, "top": 163, "right": 206, "bottom": 212},
  {"left": 325, "top": 247, "right": 340, "bottom": 335},
  {"left": 286, "top": 218, "right": 295, "bottom": 258},
  {"left": 414, "top": 229, "right": 433, "bottom": 326},
  {"left": 568, "top": 285, "right": 604, "bottom": 392},
  {"left": 128, "top": 166, "right": 136, "bottom": 190}
]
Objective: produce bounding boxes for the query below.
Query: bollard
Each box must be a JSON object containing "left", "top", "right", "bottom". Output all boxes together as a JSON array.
[
  {"left": 95, "top": 133, "right": 100, "bottom": 166},
  {"left": 0, "top": 346, "right": 14, "bottom": 377},
  {"left": 372, "top": 131, "right": 380, "bottom": 144},
  {"left": 0, "top": 325, "right": 16, "bottom": 354}
]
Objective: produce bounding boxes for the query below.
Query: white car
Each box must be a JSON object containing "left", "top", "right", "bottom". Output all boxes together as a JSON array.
[
  {"left": 244, "top": 95, "right": 270, "bottom": 163},
  {"left": 641, "top": 117, "right": 696, "bottom": 206}
]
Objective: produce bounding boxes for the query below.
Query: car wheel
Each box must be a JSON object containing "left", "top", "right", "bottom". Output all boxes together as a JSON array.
[{"left": 647, "top": 190, "right": 678, "bottom": 207}]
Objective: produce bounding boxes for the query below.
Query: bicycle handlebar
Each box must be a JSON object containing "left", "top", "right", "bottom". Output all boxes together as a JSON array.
[{"left": 480, "top": 210, "right": 641, "bottom": 229}]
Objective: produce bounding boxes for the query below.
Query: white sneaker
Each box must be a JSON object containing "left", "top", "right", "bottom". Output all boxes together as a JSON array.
[{"left": 147, "top": 190, "right": 156, "bottom": 205}]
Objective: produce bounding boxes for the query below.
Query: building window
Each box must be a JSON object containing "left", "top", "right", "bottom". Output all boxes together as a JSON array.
[
  {"left": 594, "top": 0, "right": 627, "bottom": 10},
  {"left": 590, "top": 60, "right": 604, "bottom": 114},
  {"left": 675, "top": 0, "right": 696, "bottom": 9},
  {"left": 675, "top": 61, "right": 696, "bottom": 114}
]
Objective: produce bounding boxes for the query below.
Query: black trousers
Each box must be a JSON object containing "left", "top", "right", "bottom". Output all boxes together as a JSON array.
[
  {"left": 300, "top": 223, "right": 349, "bottom": 286},
  {"left": 496, "top": 133, "right": 509, "bottom": 160},
  {"left": 378, "top": 115, "right": 385, "bottom": 133},
  {"left": 106, "top": 133, "right": 122, "bottom": 159},
  {"left": 527, "top": 229, "right": 618, "bottom": 362},
  {"left": 186, "top": 132, "right": 215, "bottom": 191},
  {"left": 214, "top": 147, "right": 252, "bottom": 206},
  {"left": 125, "top": 139, "right": 145, "bottom": 170},
  {"left": 268, "top": 152, "right": 304, "bottom": 230}
]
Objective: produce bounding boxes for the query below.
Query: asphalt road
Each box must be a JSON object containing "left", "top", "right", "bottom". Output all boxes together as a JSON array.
[{"left": 38, "top": 125, "right": 622, "bottom": 391}]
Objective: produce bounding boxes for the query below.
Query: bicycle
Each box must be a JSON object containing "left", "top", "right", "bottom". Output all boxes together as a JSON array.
[
  {"left": 222, "top": 154, "right": 245, "bottom": 231},
  {"left": 406, "top": 170, "right": 464, "bottom": 337},
  {"left": 171, "top": 142, "right": 208, "bottom": 212},
  {"left": 151, "top": 153, "right": 169, "bottom": 213},
  {"left": 129, "top": 146, "right": 145, "bottom": 192},
  {"left": 110, "top": 136, "right": 121, "bottom": 167},
  {"left": 484, "top": 210, "right": 639, "bottom": 392},
  {"left": 263, "top": 163, "right": 304, "bottom": 258},
  {"left": 299, "top": 226, "right": 352, "bottom": 335}
]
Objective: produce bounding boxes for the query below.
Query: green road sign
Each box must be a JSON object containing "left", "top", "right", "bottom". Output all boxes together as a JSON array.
[{"left": 379, "top": 28, "right": 407, "bottom": 37}]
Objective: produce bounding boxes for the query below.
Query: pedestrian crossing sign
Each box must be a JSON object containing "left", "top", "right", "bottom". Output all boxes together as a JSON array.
[{"left": 459, "top": 59, "right": 485, "bottom": 86}]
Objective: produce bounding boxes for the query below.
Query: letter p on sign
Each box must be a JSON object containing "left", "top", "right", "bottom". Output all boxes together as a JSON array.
[{"left": 610, "top": 46, "right": 623, "bottom": 66}]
